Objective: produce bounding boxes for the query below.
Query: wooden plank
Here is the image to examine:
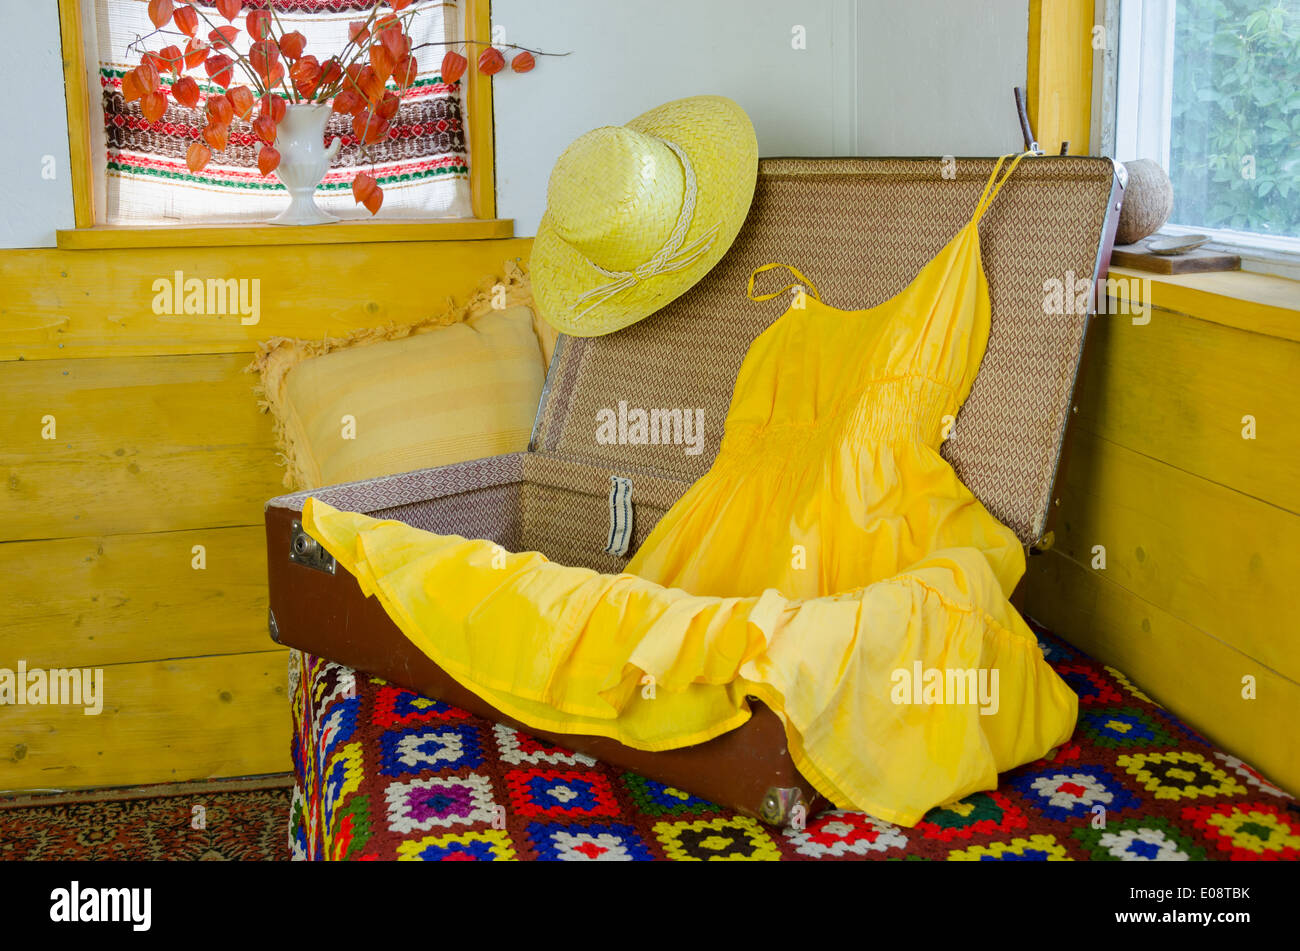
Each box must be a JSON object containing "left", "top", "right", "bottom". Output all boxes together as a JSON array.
[
  {"left": 1027, "top": 0, "right": 1094, "bottom": 155},
  {"left": 0, "top": 352, "right": 269, "bottom": 457},
  {"left": 0, "top": 237, "right": 534, "bottom": 361},
  {"left": 1049, "top": 428, "right": 1300, "bottom": 682},
  {"left": 0, "top": 526, "right": 270, "bottom": 668},
  {"left": 1024, "top": 550, "right": 1300, "bottom": 797},
  {"left": 56, "top": 218, "right": 515, "bottom": 250},
  {"left": 1110, "top": 244, "right": 1241, "bottom": 275},
  {"left": 1073, "top": 306, "right": 1300, "bottom": 513},
  {"left": 1109, "top": 267, "right": 1300, "bottom": 343},
  {"left": 0, "top": 353, "right": 283, "bottom": 541},
  {"left": 0, "top": 650, "right": 289, "bottom": 792},
  {"left": 4, "top": 450, "right": 280, "bottom": 543}
]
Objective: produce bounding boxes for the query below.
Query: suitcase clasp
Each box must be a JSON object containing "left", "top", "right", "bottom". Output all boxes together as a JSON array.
[
  {"left": 759, "top": 785, "right": 807, "bottom": 828},
  {"left": 289, "top": 520, "right": 336, "bottom": 575}
]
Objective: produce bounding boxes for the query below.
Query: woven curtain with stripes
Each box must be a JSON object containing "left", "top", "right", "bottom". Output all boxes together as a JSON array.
[{"left": 90, "top": 0, "right": 472, "bottom": 224}]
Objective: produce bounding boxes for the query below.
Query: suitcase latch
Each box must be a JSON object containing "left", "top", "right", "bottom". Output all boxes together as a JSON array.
[
  {"left": 289, "top": 520, "right": 336, "bottom": 575},
  {"left": 760, "top": 786, "right": 807, "bottom": 828}
]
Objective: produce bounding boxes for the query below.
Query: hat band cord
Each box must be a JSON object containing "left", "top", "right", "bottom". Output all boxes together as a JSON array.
[{"left": 571, "top": 138, "right": 720, "bottom": 318}]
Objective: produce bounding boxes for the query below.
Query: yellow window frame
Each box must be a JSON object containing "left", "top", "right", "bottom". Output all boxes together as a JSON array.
[
  {"left": 1026, "top": 0, "right": 1095, "bottom": 156},
  {"left": 55, "top": 0, "right": 508, "bottom": 248}
]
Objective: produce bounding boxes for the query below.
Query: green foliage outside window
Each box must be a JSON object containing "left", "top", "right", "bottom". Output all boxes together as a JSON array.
[{"left": 1169, "top": 0, "right": 1300, "bottom": 237}]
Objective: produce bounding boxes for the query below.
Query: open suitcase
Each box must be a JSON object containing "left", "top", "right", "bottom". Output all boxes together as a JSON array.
[{"left": 266, "top": 156, "right": 1125, "bottom": 827}]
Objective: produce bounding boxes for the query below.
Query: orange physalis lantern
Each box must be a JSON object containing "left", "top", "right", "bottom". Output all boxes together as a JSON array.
[
  {"left": 477, "top": 47, "right": 505, "bottom": 75},
  {"left": 441, "top": 51, "right": 468, "bottom": 84}
]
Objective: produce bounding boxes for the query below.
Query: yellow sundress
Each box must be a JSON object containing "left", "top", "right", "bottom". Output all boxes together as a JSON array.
[{"left": 302, "top": 153, "right": 1078, "bottom": 827}]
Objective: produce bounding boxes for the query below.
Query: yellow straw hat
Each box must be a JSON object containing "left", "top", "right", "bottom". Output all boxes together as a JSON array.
[{"left": 531, "top": 95, "right": 758, "bottom": 337}]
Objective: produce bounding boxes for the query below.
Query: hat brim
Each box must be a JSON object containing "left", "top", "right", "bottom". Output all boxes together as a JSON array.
[{"left": 531, "top": 96, "right": 758, "bottom": 338}]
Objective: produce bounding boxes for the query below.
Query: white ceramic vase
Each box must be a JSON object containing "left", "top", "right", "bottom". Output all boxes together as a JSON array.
[{"left": 268, "top": 103, "right": 343, "bottom": 226}]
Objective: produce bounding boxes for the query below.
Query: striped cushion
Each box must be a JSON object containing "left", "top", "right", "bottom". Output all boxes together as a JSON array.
[{"left": 272, "top": 305, "right": 545, "bottom": 489}]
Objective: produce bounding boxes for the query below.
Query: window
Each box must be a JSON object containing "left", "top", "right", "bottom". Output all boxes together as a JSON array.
[
  {"left": 1108, "top": 0, "right": 1300, "bottom": 273},
  {"left": 64, "top": 0, "right": 490, "bottom": 229}
]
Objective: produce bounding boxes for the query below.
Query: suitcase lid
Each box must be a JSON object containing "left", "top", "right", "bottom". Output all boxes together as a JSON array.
[{"left": 529, "top": 156, "right": 1123, "bottom": 545}]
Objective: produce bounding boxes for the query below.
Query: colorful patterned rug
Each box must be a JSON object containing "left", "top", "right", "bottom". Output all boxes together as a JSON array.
[
  {"left": 0, "top": 776, "right": 292, "bottom": 861},
  {"left": 290, "top": 626, "right": 1300, "bottom": 861}
]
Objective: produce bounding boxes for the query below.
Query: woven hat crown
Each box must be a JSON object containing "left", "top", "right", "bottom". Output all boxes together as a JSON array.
[
  {"left": 546, "top": 126, "right": 687, "bottom": 273},
  {"left": 531, "top": 95, "right": 758, "bottom": 337}
]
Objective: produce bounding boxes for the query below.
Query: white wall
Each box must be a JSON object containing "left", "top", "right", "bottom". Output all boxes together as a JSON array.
[
  {"left": 493, "top": 0, "right": 1029, "bottom": 235},
  {"left": 0, "top": 0, "right": 1029, "bottom": 248},
  {"left": 0, "top": 0, "right": 77, "bottom": 248},
  {"left": 490, "top": 0, "right": 857, "bottom": 236},
  {"left": 855, "top": 0, "right": 1029, "bottom": 155}
]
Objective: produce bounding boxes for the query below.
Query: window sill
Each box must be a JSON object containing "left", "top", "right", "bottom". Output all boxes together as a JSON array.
[
  {"left": 1109, "top": 266, "right": 1300, "bottom": 343},
  {"left": 55, "top": 217, "right": 514, "bottom": 251}
]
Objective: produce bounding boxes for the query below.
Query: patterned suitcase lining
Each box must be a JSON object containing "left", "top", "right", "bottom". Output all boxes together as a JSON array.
[
  {"left": 269, "top": 451, "right": 694, "bottom": 571},
  {"left": 268, "top": 453, "right": 526, "bottom": 515}
]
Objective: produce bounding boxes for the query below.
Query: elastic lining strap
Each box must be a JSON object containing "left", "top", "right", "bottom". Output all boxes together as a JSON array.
[{"left": 605, "top": 475, "right": 634, "bottom": 557}]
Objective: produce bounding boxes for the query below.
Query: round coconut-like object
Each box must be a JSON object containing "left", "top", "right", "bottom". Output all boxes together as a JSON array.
[{"left": 1116, "top": 159, "right": 1174, "bottom": 245}]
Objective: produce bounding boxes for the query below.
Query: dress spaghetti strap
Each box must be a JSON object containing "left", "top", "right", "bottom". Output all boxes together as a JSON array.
[
  {"left": 746, "top": 262, "right": 822, "bottom": 303},
  {"left": 972, "top": 151, "right": 1033, "bottom": 224}
]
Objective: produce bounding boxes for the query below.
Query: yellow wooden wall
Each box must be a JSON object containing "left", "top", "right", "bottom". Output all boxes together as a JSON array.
[
  {"left": 5, "top": 258, "right": 1297, "bottom": 796},
  {"left": 1024, "top": 279, "right": 1300, "bottom": 795},
  {"left": 0, "top": 237, "right": 530, "bottom": 791},
  {"left": 7, "top": 0, "right": 1295, "bottom": 801}
]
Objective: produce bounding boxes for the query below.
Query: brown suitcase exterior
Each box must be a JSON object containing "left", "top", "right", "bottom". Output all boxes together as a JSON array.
[{"left": 266, "top": 156, "right": 1125, "bottom": 826}]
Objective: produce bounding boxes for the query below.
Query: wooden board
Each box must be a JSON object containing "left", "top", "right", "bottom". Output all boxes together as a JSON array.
[
  {"left": 0, "top": 237, "right": 533, "bottom": 361},
  {"left": 0, "top": 353, "right": 283, "bottom": 542},
  {"left": 0, "top": 650, "right": 289, "bottom": 792},
  {"left": 0, "top": 237, "right": 541, "bottom": 788},
  {"left": 0, "top": 526, "right": 269, "bottom": 668},
  {"left": 1111, "top": 243, "right": 1241, "bottom": 274},
  {"left": 56, "top": 218, "right": 514, "bottom": 250},
  {"left": 1073, "top": 306, "right": 1300, "bottom": 514},
  {"left": 1049, "top": 428, "right": 1300, "bottom": 682},
  {"left": 1107, "top": 268, "right": 1300, "bottom": 344},
  {"left": 1024, "top": 550, "right": 1300, "bottom": 797}
]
